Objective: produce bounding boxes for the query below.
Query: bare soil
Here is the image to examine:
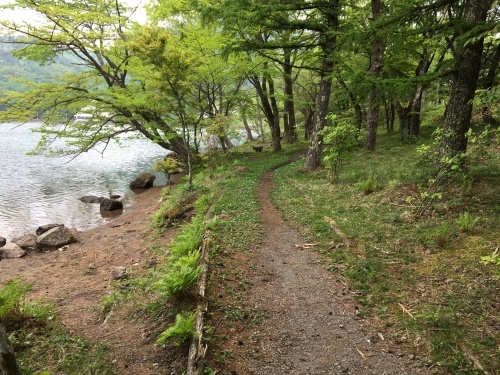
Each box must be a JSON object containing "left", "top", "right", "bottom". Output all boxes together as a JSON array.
[
  {"left": 2, "top": 168, "right": 433, "bottom": 375},
  {"left": 0, "top": 186, "right": 179, "bottom": 375}
]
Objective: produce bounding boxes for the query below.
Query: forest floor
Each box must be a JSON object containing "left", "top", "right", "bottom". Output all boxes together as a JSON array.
[{"left": 2, "top": 166, "right": 432, "bottom": 375}]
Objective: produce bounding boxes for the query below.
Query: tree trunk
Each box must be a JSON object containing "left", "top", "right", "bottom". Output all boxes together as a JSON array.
[
  {"left": 438, "top": 0, "right": 491, "bottom": 160},
  {"left": 251, "top": 70, "right": 281, "bottom": 152},
  {"left": 481, "top": 43, "right": 500, "bottom": 124},
  {"left": 365, "top": 0, "right": 384, "bottom": 152},
  {"left": 305, "top": 0, "right": 338, "bottom": 170},
  {"left": 283, "top": 48, "right": 297, "bottom": 143},
  {"left": 385, "top": 100, "right": 395, "bottom": 133},
  {"left": 242, "top": 113, "right": 255, "bottom": 141},
  {"left": 395, "top": 82, "right": 425, "bottom": 140},
  {"left": 0, "top": 323, "right": 21, "bottom": 375}
]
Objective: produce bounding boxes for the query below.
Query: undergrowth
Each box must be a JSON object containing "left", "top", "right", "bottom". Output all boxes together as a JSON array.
[{"left": 270, "top": 126, "right": 499, "bottom": 374}]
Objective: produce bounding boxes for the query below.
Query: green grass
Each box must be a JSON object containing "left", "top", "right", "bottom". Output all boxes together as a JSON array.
[
  {"left": 269, "top": 127, "right": 499, "bottom": 374},
  {"left": 1, "top": 278, "right": 115, "bottom": 375}
]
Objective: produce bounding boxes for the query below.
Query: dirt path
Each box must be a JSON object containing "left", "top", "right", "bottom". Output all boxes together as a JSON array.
[
  {"left": 217, "top": 171, "right": 430, "bottom": 375},
  {"left": 0, "top": 186, "right": 178, "bottom": 375}
]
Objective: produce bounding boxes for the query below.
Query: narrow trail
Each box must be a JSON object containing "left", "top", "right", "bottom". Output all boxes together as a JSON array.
[{"left": 227, "top": 170, "right": 430, "bottom": 375}]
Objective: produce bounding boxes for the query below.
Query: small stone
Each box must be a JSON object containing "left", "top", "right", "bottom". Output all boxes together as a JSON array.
[
  {"left": 0, "top": 237, "right": 6, "bottom": 247},
  {"left": 0, "top": 243, "right": 27, "bottom": 259},
  {"left": 88, "top": 263, "right": 97, "bottom": 269},
  {"left": 339, "top": 324, "right": 344, "bottom": 329},
  {"left": 112, "top": 266, "right": 127, "bottom": 280},
  {"left": 409, "top": 354, "right": 416, "bottom": 360}
]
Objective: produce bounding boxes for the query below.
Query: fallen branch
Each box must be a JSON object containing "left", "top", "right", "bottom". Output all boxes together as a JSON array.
[
  {"left": 398, "top": 303, "right": 415, "bottom": 319},
  {"left": 187, "top": 231, "right": 211, "bottom": 375},
  {"left": 324, "top": 216, "right": 351, "bottom": 248}
]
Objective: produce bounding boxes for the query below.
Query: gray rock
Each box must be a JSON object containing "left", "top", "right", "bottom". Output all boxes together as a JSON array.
[
  {"left": 0, "top": 237, "right": 6, "bottom": 248},
  {"left": 80, "top": 195, "right": 104, "bottom": 203},
  {"left": 112, "top": 266, "right": 127, "bottom": 280},
  {"left": 129, "top": 172, "right": 156, "bottom": 189},
  {"left": 100, "top": 198, "right": 124, "bottom": 211},
  {"left": 11, "top": 234, "right": 37, "bottom": 251},
  {"left": 36, "top": 226, "right": 76, "bottom": 249},
  {"left": 110, "top": 194, "right": 121, "bottom": 200},
  {"left": 0, "top": 243, "right": 27, "bottom": 259},
  {"left": 36, "top": 224, "right": 63, "bottom": 236}
]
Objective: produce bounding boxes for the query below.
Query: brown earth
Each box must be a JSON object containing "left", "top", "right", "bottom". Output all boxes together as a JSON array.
[
  {"left": 1, "top": 168, "right": 433, "bottom": 375},
  {"left": 0, "top": 186, "right": 180, "bottom": 375}
]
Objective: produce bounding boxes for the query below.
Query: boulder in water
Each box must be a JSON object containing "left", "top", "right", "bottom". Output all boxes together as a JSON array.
[
  {"left": 80, "top": 195, "right": 104, "bottom": 204},
  {"left": 100, "top": 198, "right": 124, "bottom": 211},
  {"left": 129, "top": 173, "right": 156, "bottom": 189},
  {"left": 0, "top": 237, "right": 6, "bottom": 248}
]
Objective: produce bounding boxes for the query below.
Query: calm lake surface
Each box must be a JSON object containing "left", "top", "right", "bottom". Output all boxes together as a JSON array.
[{"left": 0, "top": 122, "right": 168, "bottom": 240}]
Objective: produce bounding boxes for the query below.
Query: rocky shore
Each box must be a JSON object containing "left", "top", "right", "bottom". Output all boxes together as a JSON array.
[{"left": 0, "top": 183, "right": 178, "bottom": 374}]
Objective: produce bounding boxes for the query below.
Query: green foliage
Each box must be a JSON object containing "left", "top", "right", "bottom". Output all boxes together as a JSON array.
[
  {"left": 481, "top": 253, "right": 500, "bottom": 278},
  {"left": 456, "top": 212, "right": 480, "bottom": 233},
  {"left": 157, "top": 261, "right": 201, "bottom": 299},
  {"left": 354, "top": 175, "right": 380, "bottom": 195},
  {"left": 169, "top": 217, "right": 205, "bottom": 258},
  {"left": 156, "top": 312, "right": 196, "bottom": 346},
  {"left": 320, "top": 115, "right": 361, "bottom": 182},
  {"left": 153, "top": 158, "right": 183, "bottom": 176},
  {"left": 0, "top": 278, "right": 31, "bottom": 323}
]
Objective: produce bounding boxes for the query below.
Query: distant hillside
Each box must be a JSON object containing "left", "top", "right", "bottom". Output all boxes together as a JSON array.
[{"left": 0, "top": 35, "right": 83, "bottom": 95}]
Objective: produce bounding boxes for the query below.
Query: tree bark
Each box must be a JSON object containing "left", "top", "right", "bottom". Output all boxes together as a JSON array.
[
  {"left": 305, "top": 0, "right": 338, "bottom": 170},
  {"left": 438, "top": 0, "right": 491, "bottom": 160},
  {"left": 251, "top": 68, "right": 281, "bottom": 152},
  {"left": 0, "top": 323, "right": 21, "bottom": 375},
  {"left": 365, "top": 0, "right": 384, "bottom": 152},
  {"left": 282, "top": 47, "right": 297, "bottom": 143},
  {"left": 242, "top": 113, "right": 255, "bottom": 141},
  {"left": 481, "top": 42, "right": 500, "bottom": 124}
]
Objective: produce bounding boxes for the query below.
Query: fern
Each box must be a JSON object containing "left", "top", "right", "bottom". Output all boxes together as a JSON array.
[{"left": 156, "top": 312, "right": 196, "bottom": 346}]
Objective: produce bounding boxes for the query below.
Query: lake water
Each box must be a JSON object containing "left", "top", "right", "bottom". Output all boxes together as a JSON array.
[{"left": 0, "top": 122, "right": 168, "bottom": 240}]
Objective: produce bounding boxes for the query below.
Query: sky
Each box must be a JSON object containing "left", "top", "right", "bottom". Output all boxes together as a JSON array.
[{"left": 0, "top": 0, "right": 147, "bottom": 24}]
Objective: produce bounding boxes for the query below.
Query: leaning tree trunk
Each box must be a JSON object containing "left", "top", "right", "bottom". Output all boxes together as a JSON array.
[
  {"left": 0, "top": 323, "right": 21, "bottom": 375},
  {"left": 251, "top": 71, "right": 281, "bottom": 152},
  {"left": 365, "top": 0, "right": 384, "bottom": 152},
  {"left": 305, "top": 0, "right": 338, "bottom": 171},
  {"left": 242, "top": 113, "right": 255, "bottom": 142},
  {"left": 438, "top": 0, "right": 491, "bottom": 161}
]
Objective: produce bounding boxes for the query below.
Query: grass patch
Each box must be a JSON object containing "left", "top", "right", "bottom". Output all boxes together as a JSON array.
[
  {"left": 0, "top": 278, "right": 115, "bottom": 374},
  {"left": 270, "top": 127, "right": 499, "bottom": 374}
]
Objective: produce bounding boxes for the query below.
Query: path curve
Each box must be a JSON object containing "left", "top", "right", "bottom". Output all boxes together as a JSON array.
[{"left": 227, "top": 170, "right": 430, "bottom": 375}]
